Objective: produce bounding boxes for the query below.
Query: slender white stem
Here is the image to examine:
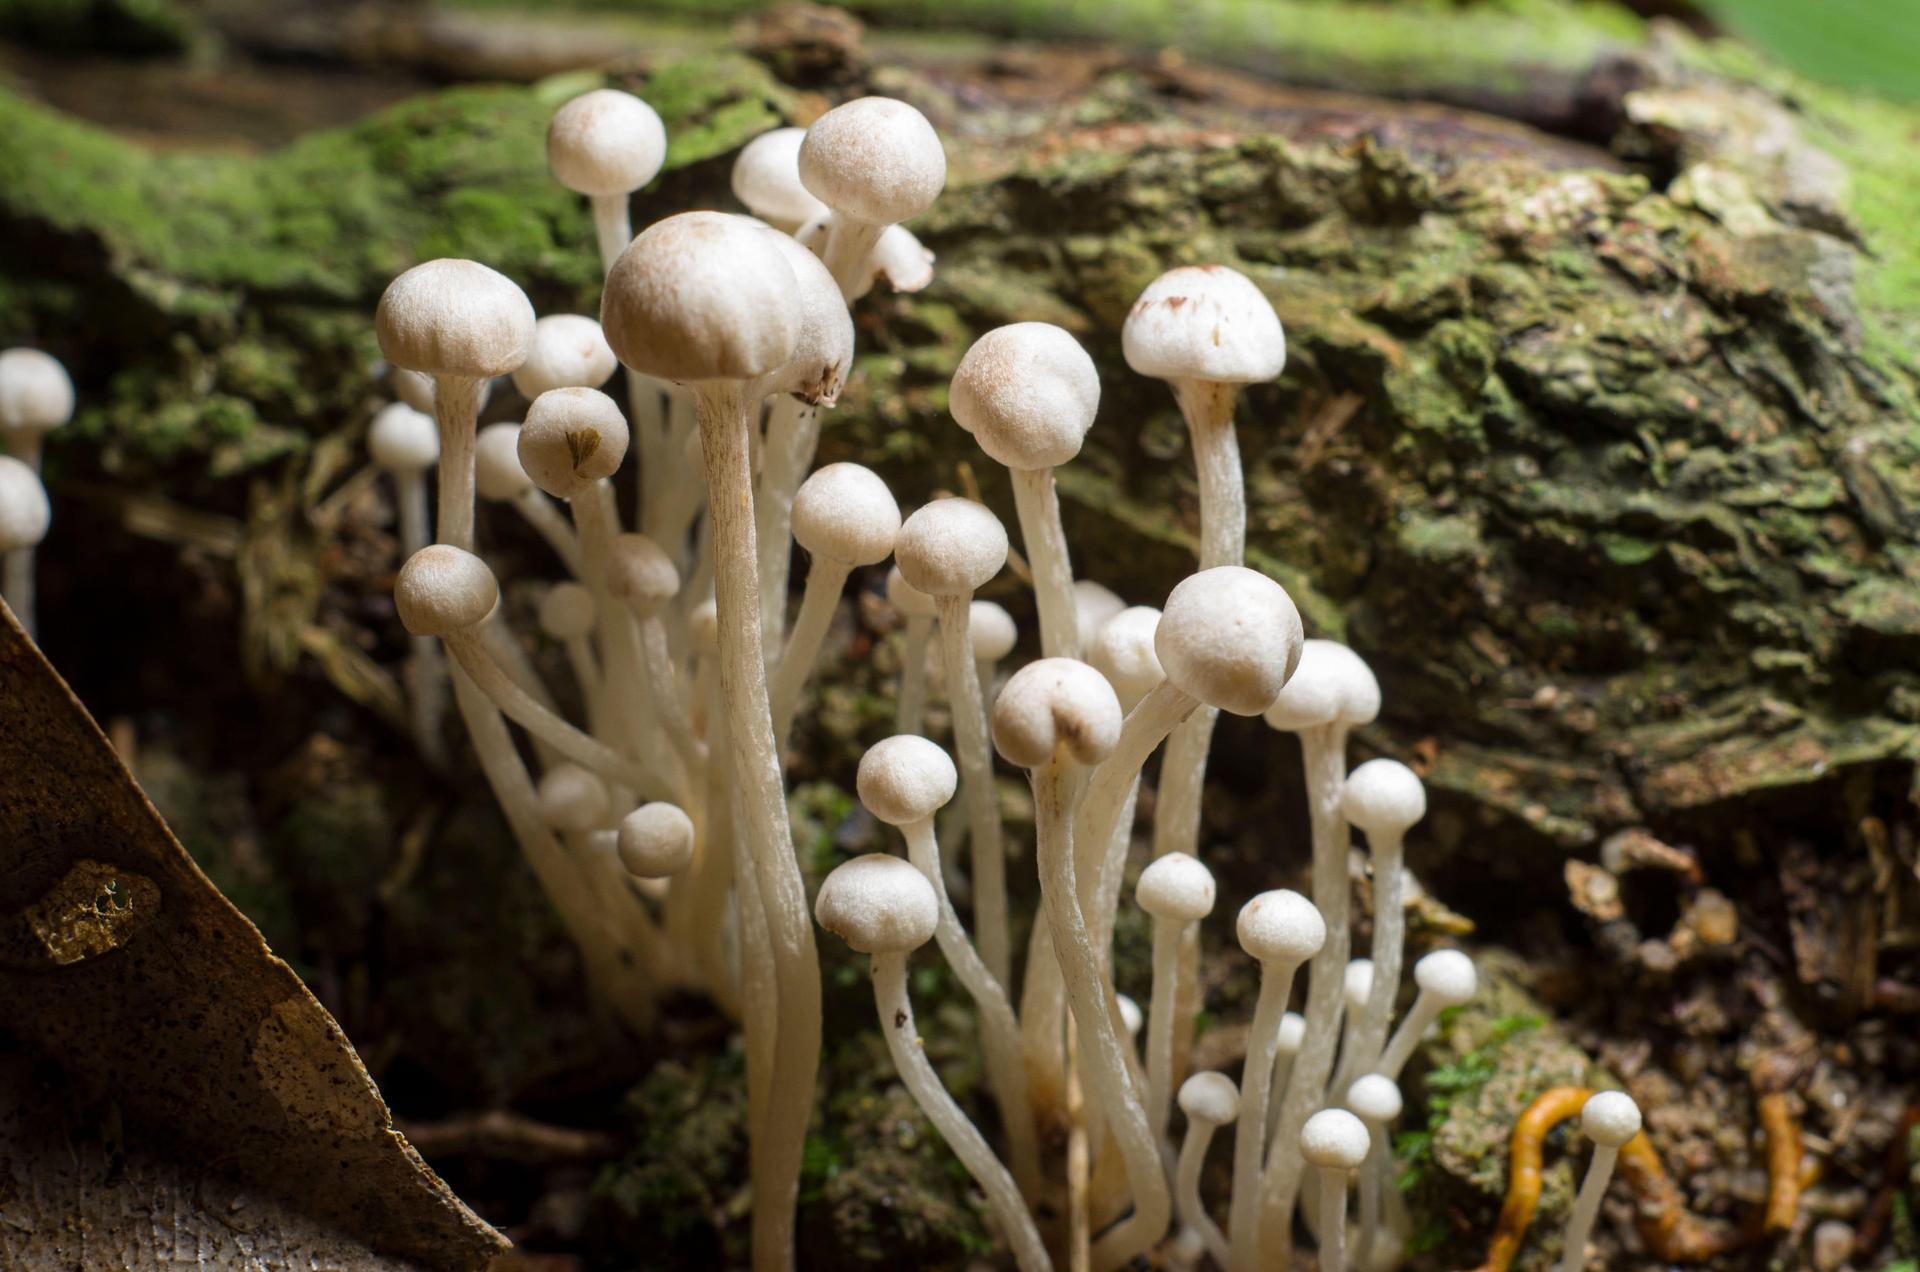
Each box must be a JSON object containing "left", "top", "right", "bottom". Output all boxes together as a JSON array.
[
  {"left": 1175, "top": 1115, "right": 1230, "bottom": 1269},
  {"left": 513, "top": 488, "right": 585, "bottom": 576},
  {"left": 1009, "top": 466, "right": 1079, "bottom": 659},
  {"left": 679, "top": 686, "right": 741, "bottom": 1017},
  {"left": 1358, "top": 1120, "right": 1388, "bottom": 1272},
  {"left": 563, "top": 633, "right": 604, "bottom": 737},
  {"left": 393, "top": 471, "right": 448, "bottom": 767},
  {"left": 2, "top": 546, "right": 33, "bottom": 639},
  {"left": 1172, "top": 377, "right": 1245, "bottom": 570},
  {"left": 1555, "top": 1144, "right": 1620, "bottom": 1272},
  {"left": 570, "top": 484, "right": 654, "bottom": 772},
  {"left": 590, "top": 192, "right": 632, "bottom": 271},
  {"left": 1377, "top": 993, "right": 1443, "bottom": 1083},
  {"left": 1316, "top": 1167, "right": 1348, "bottom": 1272},
  {"left": 755, "top": 396, "right": 822, "bottom": 650},
  {"left": 896, "top": 613, "right": 932, "bottom": 734},
  {"left": 1352, "top": 835, "right": 1407, "bottom": 1076},
  {"left": 1144, "top": 916, "right": 1185, "bottom": 1148},
  {"left": 1228, "top": 958, "right": 1303, "bottom": 1272},
  {"left": 429, "top": 375, "right": 483, "bottom": 551},
  {"left": 769, "top": 556, "right": 852, "bottom": 748},
  {"left": 635, "top": 612, "right": 703, "bottom": 783},
  {"left": 933, "top": 594, "right": 1009, "bottom": 990},
  {"left": 819, "top": 217, "right": 886, "bottom": 299},
  {"left": 736, "top": 809, "right": 780, "bottom": 1176},
  {"left": 872, "top": 953, "right": 1053, "bottom": 1272}
]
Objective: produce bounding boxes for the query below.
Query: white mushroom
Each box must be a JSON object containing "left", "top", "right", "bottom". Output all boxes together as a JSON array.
[
  {"left": 1298, "top": 1108, "right": 1369, "bottom": 1272},
  {"left": 0, "top": 454, "right": 50, "bottom": 635},
  {"left": 474, "top": 421, "right": 584, "bottom": 573},
  {"left": 731, "top": 127, "right": 828, "bottom": 233},
  {"left": 1342, "top": 758, "right": 1427, "bottom": 1080},
  {"left": 547, "top": 88, "right": 668, "bottom": 269},
  {"left": 1345, "top": 1073, "right": 1404, "bottom": 1269},
  {"left": 1556, "top": 1091, "right": 1642, "bottom": 1272},
  {"left": 797, "top": 96, "right": 946, "bottom": 298},
  {"left": 618, "top": 802, "right": 696, "bottom": 878},
  {"left": 1376, "top": 949, "right": 1478, "bottom": 1080},
  {"left": 0, "top": 347, "right": 74, "bottom": 470},
  {"left": 1134, "top": 852, "right": 1216, "bottom": 1147},
  {"left": 512, "top": 313, "right": 618, "bottom": 399},
  {"left": 1174, "top": 1071, "right": 1239, "bottom": 1269}
]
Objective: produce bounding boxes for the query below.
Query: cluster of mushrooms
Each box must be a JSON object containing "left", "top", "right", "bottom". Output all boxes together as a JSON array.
[{"left": 0, "top": 85, "right": 1654, "bottom": 1272}]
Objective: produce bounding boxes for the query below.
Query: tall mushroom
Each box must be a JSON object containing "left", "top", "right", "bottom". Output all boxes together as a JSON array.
[
  {"left": 1341, "top": 758, "right": 1427, "bottom": 1081},
  {"left": 0, "top": 348, "right": 72, "bottom": 639},
  {"left": 796, "top": 96, "right": 946, "bottom": 298},
  {"left": 1174, "top": 1071, "right": 1239, "bottom": 1269},
  {"left": 369, "top": 401, "right": 450, "bottom": 764},
  {"left": 1376, "top": 949, "right": 1477, "bottom": 1081},
  {"left": 1555, "top": 1091, "right": 1641, "bottom": 1272},
  {"left": 1134, "top": 851, "right": 1216, "bottom": 1148},
  {"left": 1345, "top": 1072, "right": 1403, "bottom": 1270},
  {"left": 1298, "top": 1109, "right": 1370, "bottom": 1272}
]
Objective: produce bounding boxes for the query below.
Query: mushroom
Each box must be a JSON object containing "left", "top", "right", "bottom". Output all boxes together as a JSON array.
[
  {"left": 512, "top": 313, "right": 618, "bottom": 399},
  {"left": 1174, "top": 1071, "right": 1239, "bottom": 1269},
  {"left": 547, "top": 88, "right": 668, "bottom": 271},
  {"left": 0, "top": 454, "right": 50, "bottom": 635},
  {"left": 992, "top": 657, "right": 1168, "bottom": 1272},
  {"left": 1298, "top": 1109, "right": 1369, "bottom": 1272},
  {"left": 1228, "top": 889, "right": 1327, "bottom": 1272},
  {"left": 618, "top": 802, "right": 696, "bottom": 879},
  {"left": 797, "top": 96, "right": 947, "bottom": 298},
  {"left": 0, "top": 347, "right": 74, "bottom": 470},
  {"left": 1086, "top": 604, "right": 1163, "bottom": 948},
  {"left": 1329, "top": 957, "right": 1376, "bottom": 1101},
  {"left": 1133, "top": 852, "right": 1216, "bottom": 1147},
  {"left": 1073, "top": 579, "right": 1126, "bottom": 655},
  {"left": 894, "top": 498, "right": 1012, "bottom": 987},
  {"left": 474, "top": 422, "right": 584, "bottom": 573},
  {"left": 814, "top": 854, "right": 1051, "bottom": 1272},
  {"left": 770, "top": 462, "right": 900, "bottom": 745},
  {"left": 1341, "top": 758, "right": 1427, "bottom": 1081},
  {"left": 886, "top": 563, "right": 937, "bottom": 733},
  {"left": 1344, "top": 1073, "right": 1403, "bottom": 1270},
  {"left": 856, "top": 734, "right": 1038, "bottom": 1191},
  {"left": 970, "top": 598, "right": 1017, "bottom": 699},
  {"left": 1376, "top": 949, "right": 1478, "bottom": 1080},
  {"left": 732, "top": 128, "right": 829, "bottom": 234},
  {"left": 368, "top": 401, "right": 453, "bottom": 764},
  {"left": 1556, "top": 1091, "right": 1642, "bottom": 1272},
  {"left": 375, "top": 259, "right": 536, "bottom": 551},
  {"left": 950, "top": 322, "right": 1100, "bottom": 657}
]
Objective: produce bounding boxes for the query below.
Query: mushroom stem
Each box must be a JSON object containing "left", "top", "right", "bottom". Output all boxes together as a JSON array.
[
  {"left": 818, "top": 218, "right": 888, "bottom": 299},
  {"left": 1176, "top": 1105, "right": 1231, "bottom": 1268},
  {"left": 755, "top": 395, "right": 822, "bottom": 648},
  {"left": 770, "top": 556, "right": 853, "bottom": 747},
  {"left": 1377, "top": 988, "right": 1446, "bottom": 1082},
  {"left": 1556, "top": 1143, "right": 1620, "bottom": 1272},
  {"left": 871, "top": 951, "right": 1053, "bottom": 1272},
  {"left": 933, "top": 593, "right": 1010, "bottom": 989},
  {"left": 428, "top": 374, "right": 484, "bottom": 551},
  {"left": 633, "top": 611, "right": 704, "bottom": 782},
  {"left": 1352, "top": 830, "right": 1407, "bottom": 1074},
  {"left": 896, "top": 613, "right": 933, "bottom": 733},
  {"left": 692, "top": 378, "right": 821, "bottom": 1272},
  {"left": 680, "top": 691, "right": 742, "bottom": 1017},
  {"left": 512, "top": 487, "right": 586, "bottom": 576},
  {"left": 1227, "top": 951, "right": 1304, "bottom": 1270},
  {"left": 569, "top": 484, "right": 655, "bottom": 771},
  {"left": 1032, "top": 755, "right": 1170, "bottom": 1272},
  {"left": 1009, "top": 466, "right": 1079, "bottom": 659},
  {"left": 1171, "top": 378, "right": 1246, "bottom": 568},
  {"left": 1144, "top": 913, "right": 1187, "bottom": 1146},
  {"left": 393, "top": 470, "right": 450, "bottom": 767},
  {"left": 1358, "top": 1118, "right": 1388, "bottom": 1269},
  {"left": 585, "top": 193, "right": 669, "bottom": 548},
  {"left": 589, "top": 193, "right": 631, "bottom": 274},
  {"left": 901, "top": 817, "right": 1040, "bottom": 1195},
  {"left": 1316, "top": 1164, "right": 1349, "bottom": 1272},
  {"left": 2, "top": 548, "right": 32, "bottom": 637}
]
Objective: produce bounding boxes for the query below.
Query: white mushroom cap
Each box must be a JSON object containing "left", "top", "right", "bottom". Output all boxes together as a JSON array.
[
  {"left": 753, "top": 225, "right": 855, "bottom": 406},
  {"left": 512, "top": 314, "right": 618, "bottom": 399},
  {"left": 798, "top": 96, "right": 946, "bottom": 226},
  {"left": 1343, "top": 959, "right": 1375, "bottom": 1012},
  {"left": 1299, "top": 1108, "right": 1371, "bottom": 1171},
  {"left": 1342, "top": 758, "right": 1426, "bottom": 837},
  {"left": 1346, "top": 1074, "right": 1403, "bottom": 1125},
  {"left": 546, "top": 88, "right": 667, "bottom": 198},
  {"left": 1412, "top": 949, "right": 1477, "bottom": 1006},
  {"left": 1155, "top": 566, "right": 1304, "bottom": 716},
  {"left": 391, "top": 366, "right": 494, "bottom": 416},
  {"left": 1135, "top": 851, "right": 1215, "bottom": 923},
  {"left": 992, "top": 657, "right": 1122, "bottom": 769},
  {"left": 969, "top": 600, "right": 1017, "bottom": 663},
  {"left": 539, "top": 581, "right": 597, "bottom": 640},
  {"left": 474, "top": 423, "right": 533, "bottom": 501},
  {"left": 618, "top": 802, "right": 697, "bottom": 878},
  {"left": 1178, "top": 1071, "right": 1241, "bottom": 1126},
  {"left": 871, "top": 224, "right": 935, "bottom": 293},
  {"left": 535, "top": 763, "right": 611, "bottom": 832},
  {"left": 689, "top": 598, "right": 719, "bottom": 653},
  {"left": 732, "top": 126, "right": 829, "bottom": 227},
  {"left": 0, "top": 348, "right": 75, "bottom": 441},
  {"left": 792, "top": 462, "right": 901, "bottom": 566},
  {"left": 949, "top": 322, "right": 1100, "bottom": 471},
  {"left": 606, "top": 533, "right": 680, "bottom": 615},
  {"left": 815, "top": 852, "right": 939, "bottom": 955},
  {"left": 0, "top": 456, "right": 50, "bottom": 551},
  {"left": 376, "top": 259, "right": 537, "bottom": 380},
  {"left": 1117, "top": 993, "right": 1144, "bottom": 1039},
  {"left": 1122, "top": 265, "right": 1286, "bottom": 386},
  {"left": 518, "top": 387, "right": 629, "bottom": 499},
  {"left": 894, "top": 498, "right": 1008, "bottom": 598},
  {"left": 367, "top": 402, "right": 439, "bottom": 475},
  {"left": 1074, "top": 579, "right": 1126, "bottom": 652},
  {"left": 396, "top": 544, "right": 499, "bottom": 637},
  {"left": 1580, "top": 1091, "right": 1643, "bottom": 1148},
  {"left": 1277, "top": 1011, "right": 1307, "bottom": 1055},
  {"left": 857, "top": 734, "right": 958, "bottom": 826},
  {"left": 886, "top": 563, "right": 937, "bottom": 619},
  {"left": 1262, "top": 639, "right": 1382, "bottom": 733},
  {"left": 1090, "top": 605, "right": 1164, "bottom": 705},
  {"left": 601, "top": 211, "right": 801, "bottom": 384},
  {"left": 1236, "top": 889, "right": 1326, "bottom": 965}
]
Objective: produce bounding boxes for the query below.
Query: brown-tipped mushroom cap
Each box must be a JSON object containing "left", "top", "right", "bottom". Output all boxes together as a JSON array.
[
  {"left": 376, "top": 259, "right": 536, "bottom": 380},
  {"left": 518, "top": 387, "right": 629, "bottom": 499},
  {"left": 606, "top": 533, "right": 681, "bottom": 615},
  {"left": 1155, "top": 566, "right": 1303, "bottom": 716},
  {"left": 857, "top": 734, "right": 958, "bottom": 827},
  {"left": 792, "top": 462, "right": 900, "bottom": 567},
  {"left": 512, "top": 314, "right": 618, "bottom": 399},
  {"left": 396, "top": 544, "right": 499, "bottom": 637},
  {"left": 894, "top": 498, "right": 1008, "bottom": 598},
  {"left": 1122, "top": 265, "right": 1286, "bottom": 386},
  {"left": 618, "top": 802, "right": 697, "bottom": 878},
  {"left": 1262, "top": 638, "right": 1381, "bottom": 733},
  {"left": 949, "top": 322, "right": 1100, "bottom": 471},
  {"left": 0, "top": 455, "right": 50, "bottom": 551},
  {"left": 474, "top": 422, "right": 532, "bottom": 501},
  {"left": 368, "top": 402, "right": 439, "bottom": 475},
  {"left": 1135, "top": 851, "right": 1216, "bottom": 923},
  {"left": 546, "top": 88, "right": 667, "bottom": 198},
  {"left": 991, "top": 657, "right": 1122, "bottom": 769},
  {"left": 0, "top": 348, "right": 75, "bottom": 442},
  {"left": 815, "top": 853, "right": 939, "bottom": 955},
  {"left": 797, "top": 97, "right": 946, "bottom": 226}
]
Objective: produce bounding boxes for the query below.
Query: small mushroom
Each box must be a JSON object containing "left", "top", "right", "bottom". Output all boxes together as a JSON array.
[
  {"left": 1073, "top": 579, "right": 1126, "bottom": 654},
  {"left": 969, "top": 598, "right": 1017, "bottom": 698},
  {"left": 512, "top": 313, "right": 618, "bottom": 399},
  {"left": 0, "top": 347, "right": 74, "bottom": 470},
  {"left": 618, "top": 802, "right": 696, "bottom": 879},
  {"left": 1298, "top": 1108, "right": 1370, "bottom": 1272},
  {"left": 546, "top": 88, "right": 667, "bottom": 269},
  {"left": 731, "top": 127, "right": 829, "bottom": 233},
  {"left": 605, "top": 532, "right": 700, "bottom": 781},
  {"left": 797, "top": 96, "right": 946, "bottom": 298},
  {"left": 1341, "top": 758, "right": 1427, "bottom": 1081},
  {"left": 1344, "top": 1073, "right": 1404, "bottom": 1270},
  {"left": 1174, "top": 1071, "right": 1239, "bottom": 1268},
  {"left": 1376, "top": 949, "right": 1477, "bottom": 1080},
  {"left": 1556, "top": 1091, "right": 1642, "bottom": 1272},
  {"left": 1134, "top": 851, "right": 1216, "bottom": 1147},
  {"left": 474, "top": 422, "right": 584, "bottom": 573},
  {"left": 369, "top": 401, "right": 453, "bottom": 764}
]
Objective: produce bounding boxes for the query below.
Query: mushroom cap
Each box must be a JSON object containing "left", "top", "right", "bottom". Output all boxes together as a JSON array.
[
  {"left": 969, "top": 600, "right": 1017, "bottom": 664},
  {"left": 0, "top": 348, "right": 75, "bottom": 439},
  {"left": 618, "top": 802, "right": 697, "bottom": 878},
  {"left": 367, "top": 402, "right": 439, "bottom": 475},
  {"left": 518, "top": 387, "right": 629, "bottom": 499},
  {"left": 1155, "top": 566, "right": 1304, "bottom": 716},
  {"left": 1344, "top": 958, "right": 1375, "bottom": 1011},
  {"left": 1262, "top": 639, "right": 1381, "bottom": 733},
  {"left": 1074, "top": 579, "right": 1126, "bottom": 652},
  {"left": 1300, "top": 1108, "right": 1371, "bottom": 1171},
  {"left": 792, "top": 462, "right": 901, "bottom": 566},
  {"left": 1117, "top": 993, "right": 1144, "bottom": 1038},
  {"left": 396, "top": 544, "right": 499, "bottom": 637},
  {"left": 601, "top": 211, "right": 801, "bottom": 384},
  {"left": 753, "top": 225, "right": 855, "bottom": 406},
  {"left": 546, "top": 88, "right": 667, "bottom": 198},
  {"left": 872, "top": 224, "right": 936, "bottom": 294},
  {"left": 894, "top": 498, "right": 1008, "bottom": 598},
  {"left": 535, "top": 763, "right": 611, "bottom": 832},
  {"left": 798, "top": 96, "right": 946, "bottom": 226},
  {"left": 512, "top": 314, "right": 618, "bottom": 399},
  {"left": 1236, "top": 889, "right": 1326, "bottom": 965},
  {"left": 1412, "top": 949, "right": 1477, "bottom": 1005},
  {"left": 1342, "top": 758, "right": 1426, "bottom": 837},
  {"left": 1135, "top": 851, "right": 1216, "bottom": 923},
  {"left": 856, "top": 734, "right": 958, "bottom": 826},
  {"left": 1277, "top": 1010, "right": 1307, "bottom": 1054},
  {"left": 992, "top": 657, "right": 1122, "bottom": 769},
  {"left": 0, "top": 455, "right": 50, "bottom": 551},
  {"left": 474, "top": 422, "right": 533, "bottom": 501},
  {"left": 391, "top": 366, "right": 493, "bottom": 416},
  {"left": 539, "top": 581, "right": 597, "bottom": 640},
  {"left": 376, "top": 259, "right": 536, "bottom": 380},
  {"left": 1091, "top": 605, "right": 1164, "bottom": 706},
  {"left": 1122, "top": 265, "right": 1286, "bottom": 386},
  {"left": 949, "top": 322, "right": 1100, "bottom": 471},
  {"left": 1580, "top": 1091, "right": 1643, "bottom": 1148},
  {"left": 689, "top": 599, "right": 719, "bottom": 653},
  {"left": 815, "top": 852, "right": 939, "bottom": 955},
  {"left": 1178, "top": 1071, "right": 1241, "bottom": 1125},
  {"left": 605, "top": 533, "right": 680, "bottom": 615},
  {"left": 732, "top": 127, "right": 829, "bottom": 227},
  {"left": 885, "top": 563, "right": 937, "bottom": 619},
  {"left": 1346, "top": 1074, "right": 1403, "bottom": 1124}
]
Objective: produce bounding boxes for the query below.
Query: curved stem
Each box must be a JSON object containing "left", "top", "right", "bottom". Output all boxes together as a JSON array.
[
  {"left": 1352, "top": 835, "right": 1407, "bottom": 1076},
  {"left": 1009, "top": 466, "right": 1079, "bottom": 659},
  {"left": 1376, "top": 992, "right": 1441, "bottom": 1083},
  {"left": 429, "top": 375, "right": 483, "bottom": 551},
  {"left": 1228, "top": 960, "right": 1301, "bottom": 1272},
  {"left": 755, "top": 396, "right": 822, "bottom": 650},
  {"left": 872, "top": 953, "right": 1053, "bottom": 1272},
  {"left": 513, "top": 488, "right": 585, "bottom": 576},
  {"left": 896, "top": 613, "right": 932, "bottom": 734},
  {"left": 933, "top": 594, "right": 1009, "bottom": 990},
  {"left": 769, "top": 556, "right": 852, "bottom": 748},
  {"left": 1554, "top": 1144, "right": 1619, "bottom": 1272},
  {"left": 1176, "top": 1116, "right": 1230, "bottom": 1269}
]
